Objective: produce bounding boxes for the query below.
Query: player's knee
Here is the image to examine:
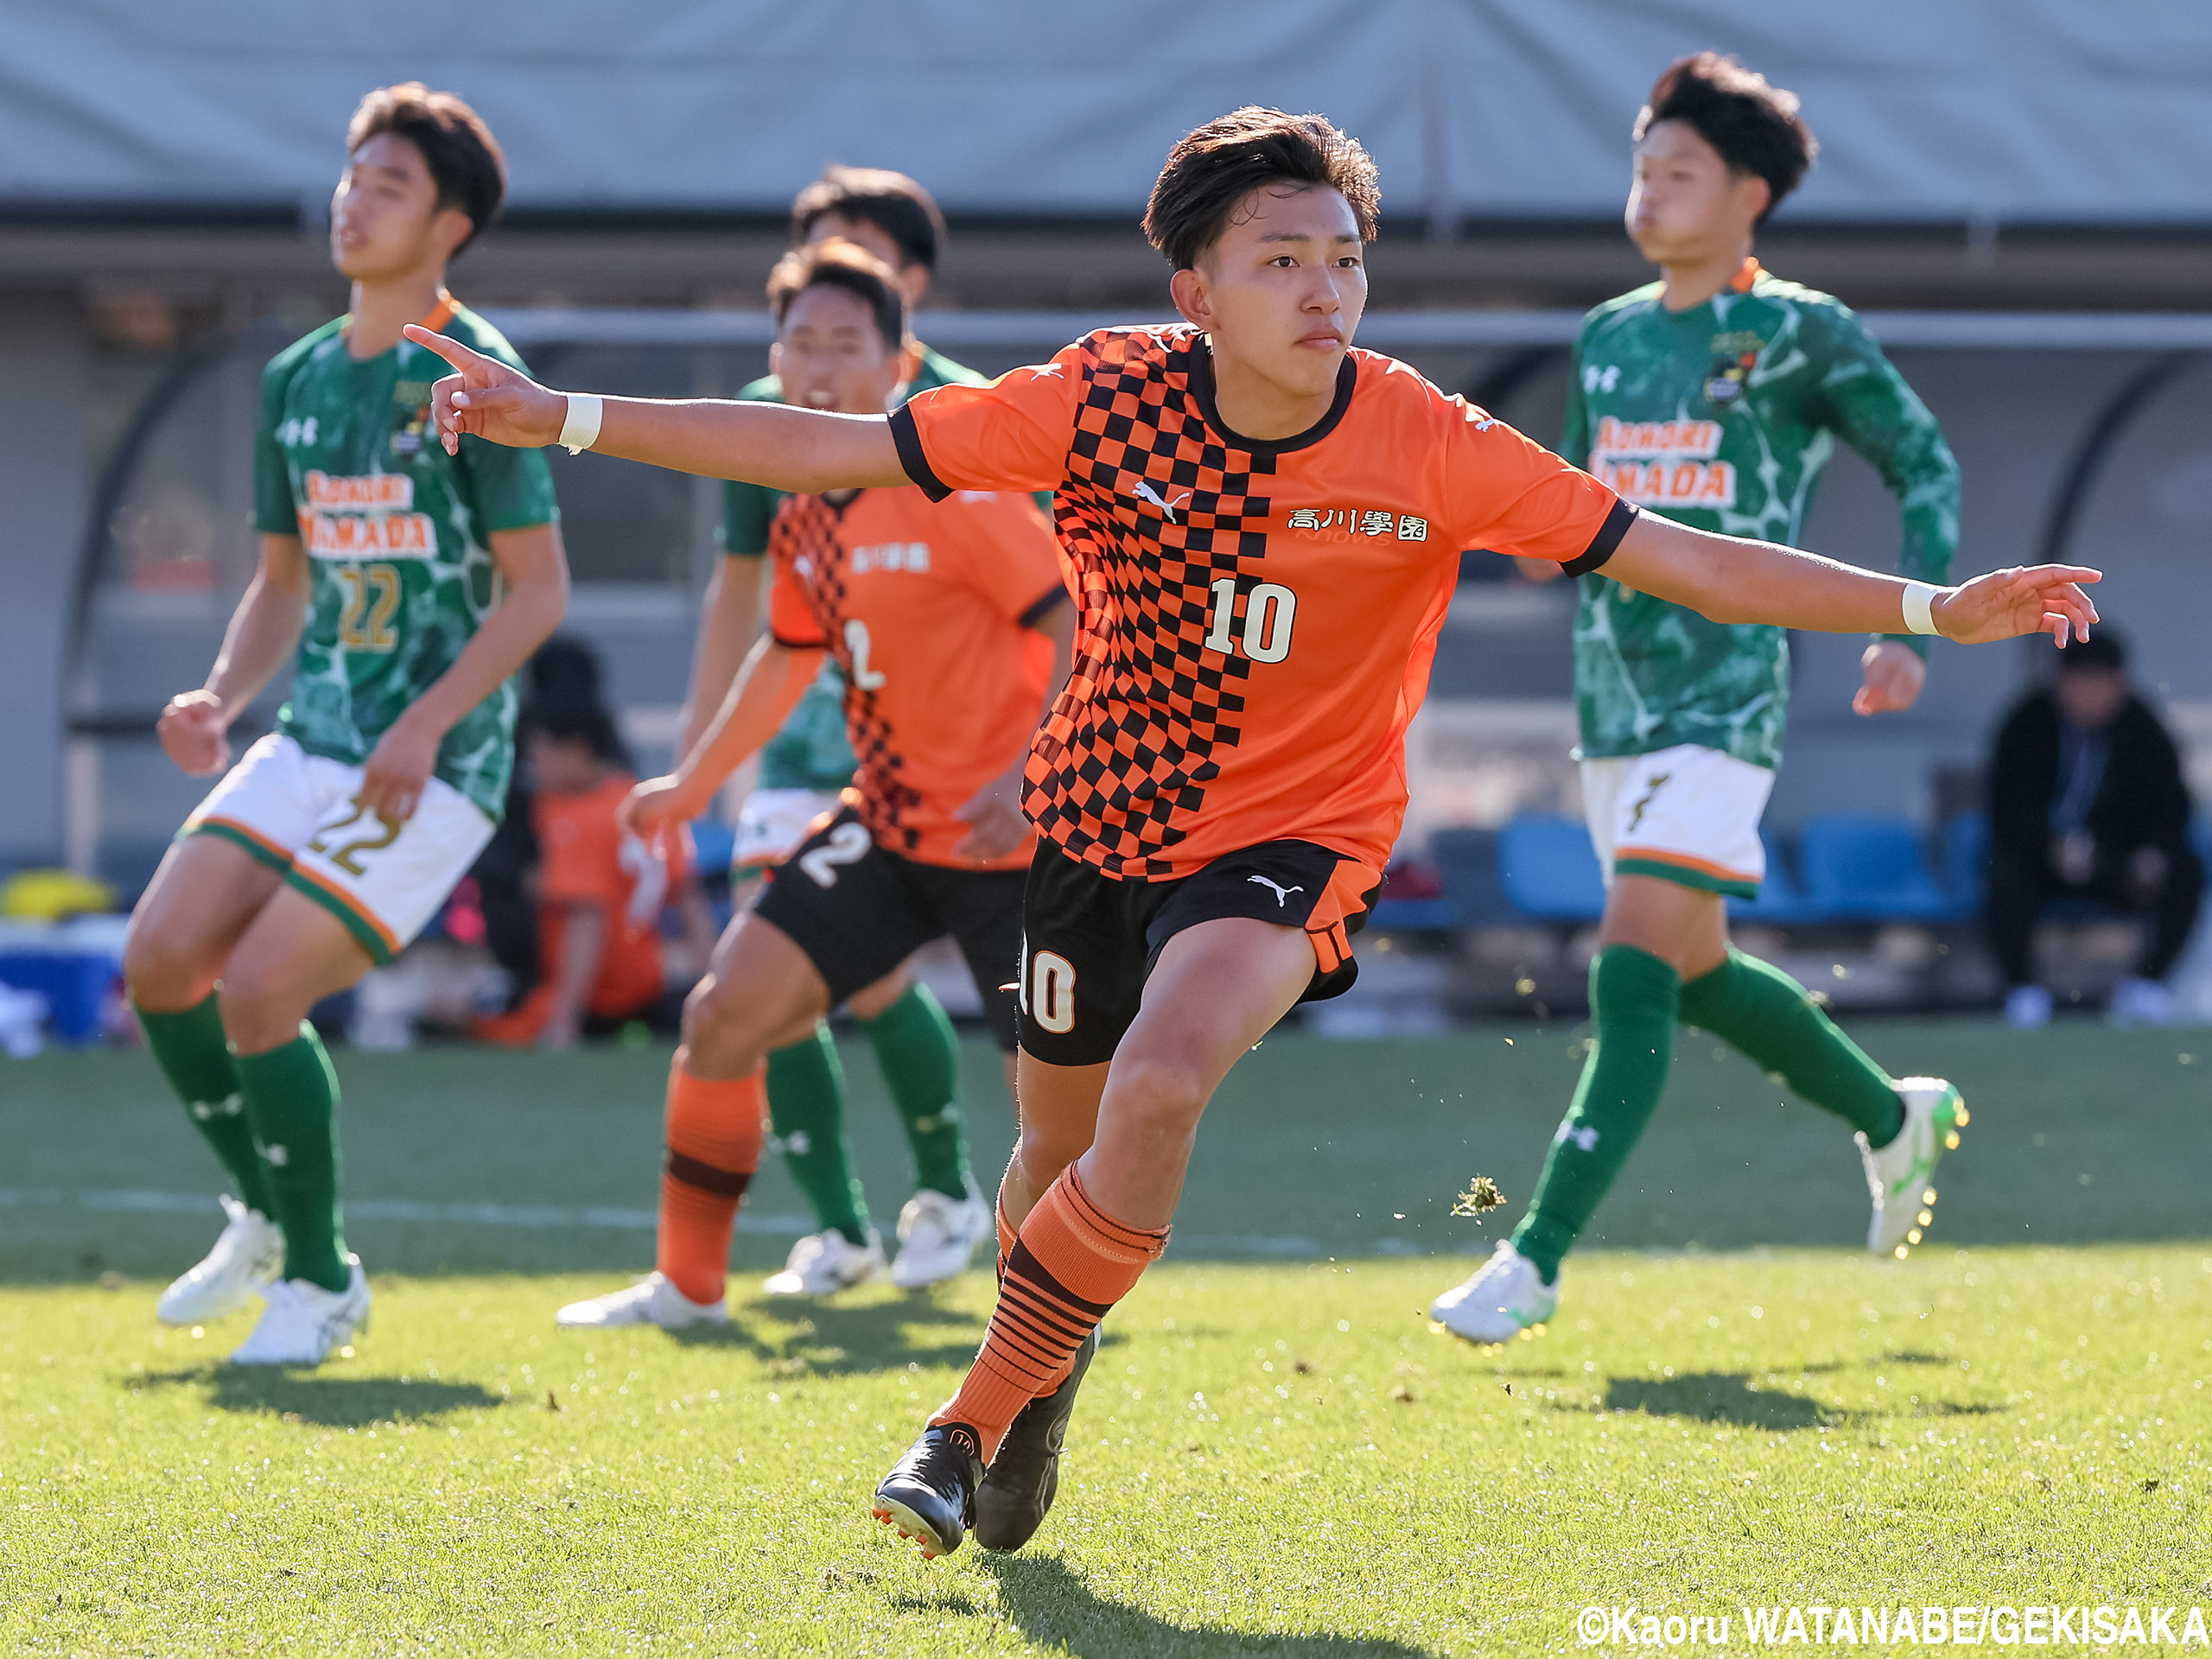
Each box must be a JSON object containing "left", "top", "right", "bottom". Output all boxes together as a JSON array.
[
  {"left": 1103, "top": 1051, "right": 1210, "bottom": 1139},
  {"left": 679, "top": 976, "right": 767, "bottom": 1076},
  {"left": 1015, "top": 1118, "right": 1087, "bottom": 1189},
  {"left": 215, "top": 962, "right": 309, "bottom": 1051},
  {"left": 121, "top": 925, "right": 213, "bottom": 1008}
]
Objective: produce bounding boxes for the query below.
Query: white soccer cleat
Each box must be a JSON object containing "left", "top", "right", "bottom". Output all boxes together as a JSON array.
[
  {"left": 555, "top": 1271, "right": 729, "bottom": 1330},
  {"left": 156, "top": 1194, "right": 284, "bottom": 1325},
  {"left": 1859, "top": 1077, "right": 1967, "bottom": 1258},
  {"left": 2003, "top": 984, "right": 2053, "bottom": 1029},
  {"left": 2107, "top": 976, "right": 2173, "bottom": 1027},
  {"left": 761, "top": 1230, "right": 887, "bottom": 1297},
  {"left": 1428, "top": 1241, "right": 1558, "bottom": 1344},
  {"left": 890, "top": 1180, "right": 992, "bottom": 1290},
  {"left": 227, "top": 1255, "right": 370, "bottom": 1366}
]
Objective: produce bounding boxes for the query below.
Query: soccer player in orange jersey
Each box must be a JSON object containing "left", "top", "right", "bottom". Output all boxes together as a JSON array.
[
  {"left": 407, "top": 109, "right": 2099, "bottom": 1560},
  {"left": 544, "top": 241, "right": 1075, "bottom": 1336}
]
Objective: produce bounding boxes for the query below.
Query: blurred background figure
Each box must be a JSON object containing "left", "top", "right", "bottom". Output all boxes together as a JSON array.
[
  {"left": 475, "top": 658, "right": 716, "bottom": 1048},
  {"left": 1986, "top": 629, "right": 2202, "bottom": 1028}
]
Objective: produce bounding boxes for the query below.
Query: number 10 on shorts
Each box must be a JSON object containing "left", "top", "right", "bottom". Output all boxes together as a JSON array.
[{"left": 1022, "top": 946, "right": 1077, "bottom": 1034}]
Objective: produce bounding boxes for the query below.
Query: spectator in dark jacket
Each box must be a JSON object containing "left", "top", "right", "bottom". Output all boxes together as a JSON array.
[{"left": 1986, "top": 630, "right": 2202, "bottom": 1027}]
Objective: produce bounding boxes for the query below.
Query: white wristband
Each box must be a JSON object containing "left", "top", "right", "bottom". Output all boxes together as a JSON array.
[
  {"left": 1901, "top": 580, "right": 1942, "bottom": 637},
  {"left": 558, "top": 392, "right": 603, "bottom": 455}
]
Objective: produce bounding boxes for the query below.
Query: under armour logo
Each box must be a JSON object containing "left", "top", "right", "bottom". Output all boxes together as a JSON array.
[
  {"left": 189, "top": 1093, "right": 243, "bottom": 1122},
  {"left": 1247, "top": 875, "right": 1304, "bottom": 907},
  {"left": 1130, "top": 480, "right": 1190, "bottom": 522},
  {"left": 1556, "top": 1124, "right": 1599, "bottom": 1152},
  {"left": 262, "top": 1143, "right": 289, "bottom": 1166}
]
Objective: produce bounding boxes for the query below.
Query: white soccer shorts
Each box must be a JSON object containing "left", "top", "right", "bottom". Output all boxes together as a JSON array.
[
  {"left": 730, "top": 786, "right": 846, "bottom": 875},
  {"left": 1580, "top": 742, "right": 1774, "bottom": 899},
  {"left": 181, "top": 733, "right": 495, "bottom": 963}
]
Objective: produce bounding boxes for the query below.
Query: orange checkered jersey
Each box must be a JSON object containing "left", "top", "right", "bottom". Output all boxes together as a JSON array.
[
  {"left": 765, "top": 484, "right": 1067, "bottom": 871},
  {"left": 888, "top": 325, "right": 1635, "bottom": 881},
  {"left": 534, "top": 774, "right": 690, "bottom": 1018}
]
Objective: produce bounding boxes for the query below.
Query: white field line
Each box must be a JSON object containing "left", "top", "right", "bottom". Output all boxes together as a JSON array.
[{"left": 0, "top": 1190, "right": 1437, "bottom": 1256}]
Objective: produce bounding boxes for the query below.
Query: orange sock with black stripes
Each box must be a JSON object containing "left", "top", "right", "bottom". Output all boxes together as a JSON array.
[
  {"left": 932, "top": 1165, "right": 1166, "bottom": 1461},
  {"left": 655, "top": 1051, "right": 766, "bottom": 1306}
]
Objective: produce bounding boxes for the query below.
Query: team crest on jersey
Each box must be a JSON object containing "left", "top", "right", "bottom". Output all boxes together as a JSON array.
[
  {"left": 1703, "top": 350, "right": 1758, "bottom": 410},
  {"left": 1283, "top": 508, "right": 1428, "bottom": 542},
  {"left": 1588, "top": 416, "right": 1737, "bottom": 508}
]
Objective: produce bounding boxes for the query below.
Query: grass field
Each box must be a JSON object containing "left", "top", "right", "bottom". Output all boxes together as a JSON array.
[{"left": 2, "top": 1020, "right": 2208, "bottom": 1655}]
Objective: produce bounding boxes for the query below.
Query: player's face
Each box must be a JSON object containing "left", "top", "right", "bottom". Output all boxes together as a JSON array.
[
  {"left": 806, "top": 213, "right": 931, "bottom": 309},
  {"left": 1175, "top": 184, "right": 1366, "bottom": 403},
  {"left": 1626, "top": 119, "right": 1770, "bottom": 264},
  {"left": 525, "top": 732, "right": 602, "bottom": 796},
  {"left": 770, "top": 284, "right": 906, "bottom": 416},
  {"left": 331, "top": 133, "right": 471, "bottom": 282},
  {"left": 2055, "top": 666, "right": 2128, "bottom": 730}
]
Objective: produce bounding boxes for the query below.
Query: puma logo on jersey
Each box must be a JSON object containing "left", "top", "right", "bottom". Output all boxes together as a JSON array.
[
  {"left": 1130, "top": 480, "right": 1189, "bottom": 521},
  {"left": 1247, "top": 875, "right": 1304, "bottom": 906}
]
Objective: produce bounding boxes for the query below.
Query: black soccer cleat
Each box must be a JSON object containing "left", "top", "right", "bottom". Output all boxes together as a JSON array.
[
  {"left": 871, "top": 1423, "right": 983, "bottom": 1560},
  {"left": 973, "top": 1326, "right": 1099, "bottom": 1552}
]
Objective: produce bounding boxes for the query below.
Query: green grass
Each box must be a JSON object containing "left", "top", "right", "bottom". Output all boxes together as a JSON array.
[{"left": 1, "top": 1022, "right": 2209, "bottom": 1654}]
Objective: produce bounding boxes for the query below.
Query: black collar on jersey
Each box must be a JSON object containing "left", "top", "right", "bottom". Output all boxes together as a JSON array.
[{"left": 1188, "top": 336, "right": 1357, "bottom": 457}]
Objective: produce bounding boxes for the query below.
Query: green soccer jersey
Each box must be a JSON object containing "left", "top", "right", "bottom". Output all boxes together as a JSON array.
[
  {"left": 719, "top": 344, "right": 988, "bottom": 793},
  {"left": 1563, "top": 263, "right": 1959, "bottom": 769},
  {"left": 253, "top": 301, "right": 558, "bottom": 820}
]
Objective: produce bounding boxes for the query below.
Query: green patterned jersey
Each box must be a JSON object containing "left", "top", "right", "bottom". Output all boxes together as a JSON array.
[
  {"left": 720, "top": 345, "right": 987, "bottom": 792},
  {"left": 252, "top": 301, "right": 558, "bottom": 819},
  {"left": 1563, "top": 263, "right": 1959, "bottom": 769}
]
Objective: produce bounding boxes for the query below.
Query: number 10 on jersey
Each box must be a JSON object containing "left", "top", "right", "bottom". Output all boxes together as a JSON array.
[{"left": 1204, "top": 578, "right": 1296, "bottom": 664}]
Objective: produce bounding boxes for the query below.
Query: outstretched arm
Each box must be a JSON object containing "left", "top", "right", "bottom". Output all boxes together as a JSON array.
[
  {"left": 403, "top": 326, "right": 906, "bottom": 490},
  {"left": 1603, "top": 511, "right": 2099, "bottom": 646}
]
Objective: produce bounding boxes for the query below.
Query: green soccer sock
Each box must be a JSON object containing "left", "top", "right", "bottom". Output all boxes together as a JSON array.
[
  {"left": 230, "top": 1027, "right": 350, "bottom": 1292},
  {"left": 1678, "top": 947, "right": 1906, "bottom": 1147},
  {"left": 860, "top": 982, "right": 971, "bottom": 1201},
  {"left": 135, "top": 994, "right": 275, "bottom": 1218},
  {"left": 766, "top": 1025, "right": 873, "bottom": 1246},
  {"left": 1510, "top": 945, "right": 1681, "bottom": 1285}
]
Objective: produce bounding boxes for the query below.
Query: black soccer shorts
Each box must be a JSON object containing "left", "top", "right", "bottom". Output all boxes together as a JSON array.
[
  {"left": 752, "top": 805, "right": 1026, "bottom": 1051},
  {"left": 1015, "top": 837, "right": 1382, "bottom": 1067}
]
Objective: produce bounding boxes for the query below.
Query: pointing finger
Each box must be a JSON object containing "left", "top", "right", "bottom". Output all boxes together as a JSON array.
[{"left": 403, "top": 324, "right": 483, "bottom": 372}]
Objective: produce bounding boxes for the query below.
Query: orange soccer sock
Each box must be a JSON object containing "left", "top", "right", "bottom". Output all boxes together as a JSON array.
[
  {"left": 932, "top": 1165, "right": 1166, "bottom": 1461},
  {"left": 654, "top": 1052, "right": 766, "bottom": 1306}
]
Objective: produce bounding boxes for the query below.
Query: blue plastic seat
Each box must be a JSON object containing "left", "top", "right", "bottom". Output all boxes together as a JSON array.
[
  {"left": 1728, "top": 831, "right": 1831, "bottom": 925},
  {"left": 1497, "top": 814, "right": 1606, "bottom": 922},
  {"left": 1798, "top": 813, "right": 1951, "bottom": 922},
  {"left": 687, "top": 817, "right": 736, "bottom": 876}
]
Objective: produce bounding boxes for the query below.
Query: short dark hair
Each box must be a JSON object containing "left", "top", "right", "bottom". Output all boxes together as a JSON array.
[
  {"left": 347, "top": 82, "right": 507, "bottom": 255},
  {"left": 527, "top": 696, "right": 626, "bottom": 765},
  {"left": 1635, "top": 53, "right": 1816, "bottom": 225},
  {"left": 1144, "top": 107, "right": 1381, "bottom": 271},
  {"left": 2060, "top": 629, "right": 2126, "bottom": 673},
  {"left": 791, "top": 166, "right": 945, "bottom": 272},
  {"left": 766, "top": 238, "right": 906, "bottom": 350}
]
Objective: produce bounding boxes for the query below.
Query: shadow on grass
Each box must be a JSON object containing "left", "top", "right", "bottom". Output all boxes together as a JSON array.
[
  {"left": 982, "top": 1555, "right": 1433, "bottom": 1657},
  {"left": 665, "top": 1290, "right": 1129, "bottom": 1377},
  {"left": 138, "top": 1365, "right": 499, "bottom": 1426},
  {"left": 664, "top": 1288, "right": 988, "bottom": 1375},
  {"left": 1599, "top": 1371, "right": 1838, "bottom": 1430}
]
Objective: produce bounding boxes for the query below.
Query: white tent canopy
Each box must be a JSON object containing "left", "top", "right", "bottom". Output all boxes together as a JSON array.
[{"left": 3, "top": 0, "right": 2209, "bottom": 225}]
